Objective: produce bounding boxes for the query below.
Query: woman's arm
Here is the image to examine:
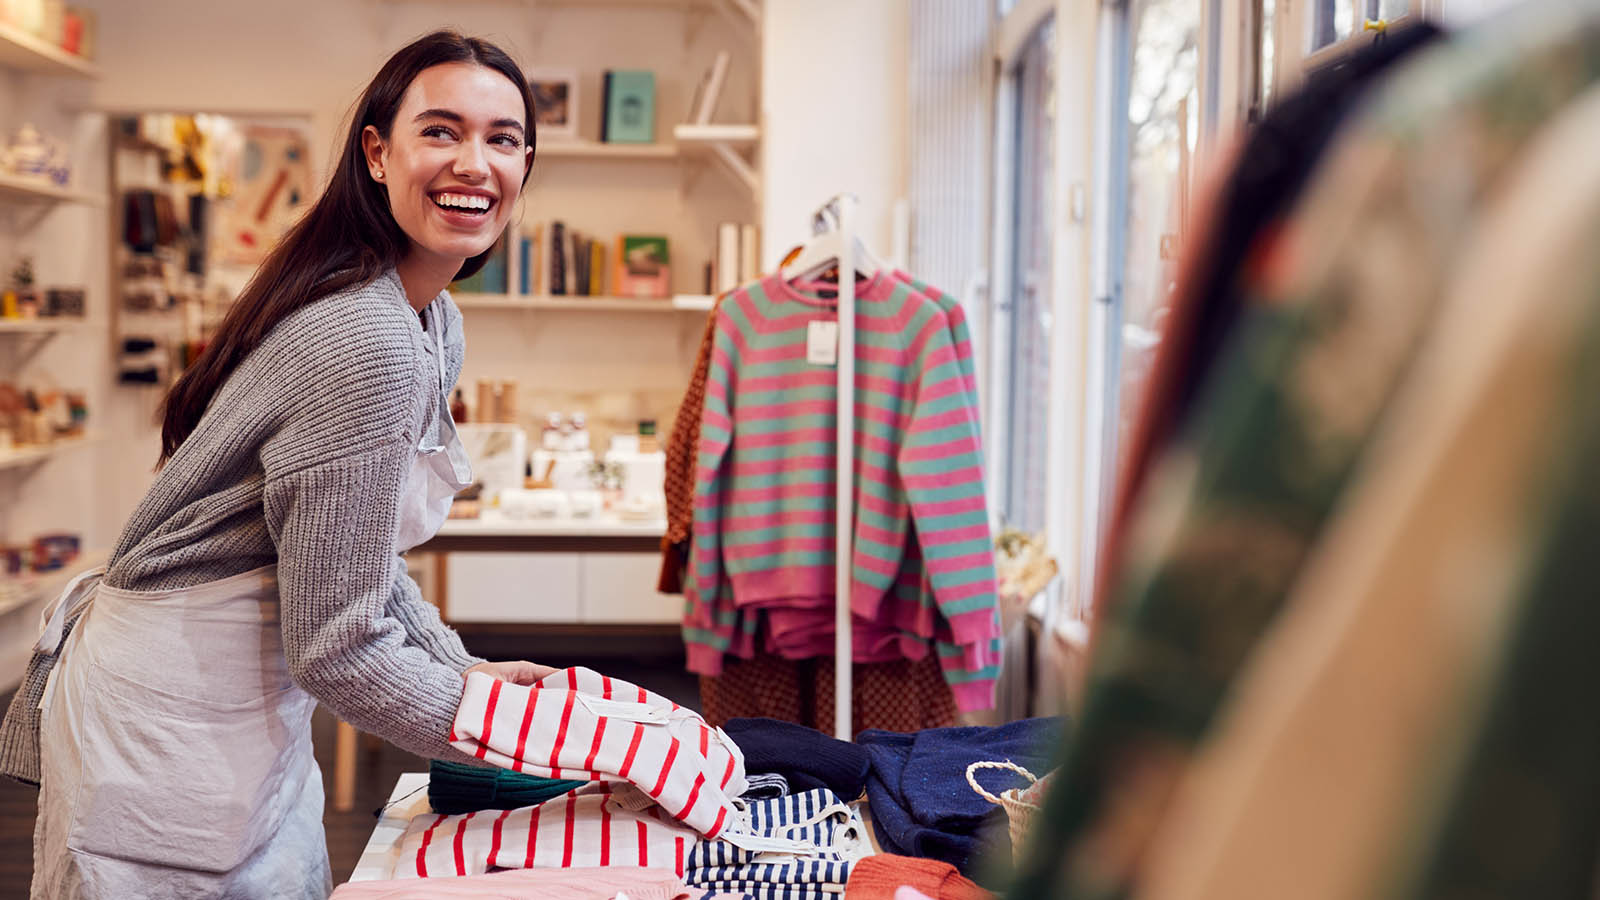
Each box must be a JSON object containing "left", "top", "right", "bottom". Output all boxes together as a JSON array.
[
  {"left": 385, "top": 557, "right": 483, "bottom": 671},
  {"left": 259, "top": 302, "right": 478, "bottom": 762}
]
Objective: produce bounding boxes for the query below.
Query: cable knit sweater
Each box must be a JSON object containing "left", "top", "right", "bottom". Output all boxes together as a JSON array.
[{"left": 0, "top": 267, "right": 485, "bottom": 785}]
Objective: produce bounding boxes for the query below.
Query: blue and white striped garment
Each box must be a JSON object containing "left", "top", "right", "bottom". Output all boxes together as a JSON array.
[
  {"left": 685, "top": 789, "right": 870, "bottom": 899},
  {"left": 741, "top": 772, "right": 791, "bottom": 800}
]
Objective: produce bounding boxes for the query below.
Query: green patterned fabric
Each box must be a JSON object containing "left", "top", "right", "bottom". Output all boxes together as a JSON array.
[{"left": 1008, "top": 6, "right": 1600, "bottom": 898}]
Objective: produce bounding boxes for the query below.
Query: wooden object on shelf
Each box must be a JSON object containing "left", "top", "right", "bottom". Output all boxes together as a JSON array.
[{"left": 0, "top": 20, "right": 98, "bottom": 78}]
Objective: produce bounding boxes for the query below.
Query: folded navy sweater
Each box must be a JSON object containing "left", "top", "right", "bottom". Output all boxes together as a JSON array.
[
  {"left": 723, "top": 717, "right": 871, "bottom": 800},
  {"left": 859, "top": 717, "right": 1065, "bottom": 876}
]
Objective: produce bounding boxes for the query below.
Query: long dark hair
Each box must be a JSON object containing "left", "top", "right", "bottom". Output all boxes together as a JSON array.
[{"left": 157, "top": 30, "right": 536, "bottom": 465}]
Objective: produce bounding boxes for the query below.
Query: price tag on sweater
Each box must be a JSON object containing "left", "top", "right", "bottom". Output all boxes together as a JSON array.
[{"left": 807, "top": 320, "right": 838, "bottom": 366}]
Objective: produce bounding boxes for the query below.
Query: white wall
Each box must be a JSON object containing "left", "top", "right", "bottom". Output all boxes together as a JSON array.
[{"left": 760, "top": 0, "right": 910, "bottom": 268}]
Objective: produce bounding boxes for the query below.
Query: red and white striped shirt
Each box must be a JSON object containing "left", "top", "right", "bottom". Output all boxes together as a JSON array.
[
  {"left": 450, "top": 668, "right": 746, "bottom": 839},
  {"left": 399, "top": 783, "right": 702, "bottom": 878}
]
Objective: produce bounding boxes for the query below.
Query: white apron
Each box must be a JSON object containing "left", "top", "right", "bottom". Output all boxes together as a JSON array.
[{"left": 30, "top": 299, "right": 471, "bottom": 899}]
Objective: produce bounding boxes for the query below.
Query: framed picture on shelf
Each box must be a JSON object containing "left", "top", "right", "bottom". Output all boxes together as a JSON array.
[{"left": 528, "top": 68, "right": 579, "bottom": 140}]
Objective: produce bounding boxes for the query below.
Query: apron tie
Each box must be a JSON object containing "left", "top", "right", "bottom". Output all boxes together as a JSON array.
[{"left": 35, "top": 565, "right": 106, "bottom": 654}]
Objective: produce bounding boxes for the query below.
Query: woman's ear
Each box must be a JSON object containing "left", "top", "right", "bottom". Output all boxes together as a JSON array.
[{"left": 362, "top": 125, "right": 387, "bottom": 184}]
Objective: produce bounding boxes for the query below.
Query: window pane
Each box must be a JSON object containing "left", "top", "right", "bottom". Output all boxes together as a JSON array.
[
  {"left": 1308, "top": 0, "right": 1356, "bottom": 52},
  {"left": 1368, "top": 0, "right": 1410, "bottom": 21},
  {"left": 1002, "top": 20, "right": 1057, "bottom": 534},
  {"left": 1113, "top": 0, "right": 1199, "bottom": 485}
]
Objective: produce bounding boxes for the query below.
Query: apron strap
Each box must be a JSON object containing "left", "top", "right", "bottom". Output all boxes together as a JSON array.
[{"left": 35, "top": 565, "right": 106, "bottom": 654}]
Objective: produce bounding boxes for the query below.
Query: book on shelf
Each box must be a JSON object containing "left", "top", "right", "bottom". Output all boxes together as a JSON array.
[
  {"left": 576, "top": 233, "right": 592, "bottom": 297},
  {"left": 615, "top": 235, "right": 671, "bottom": 299},
  {"left": 590, "top": 240, "right": 607, "bottom": 296},
  {"left": 715, "top": 222, "right": 740, "bottom": 294},
  {"left": 687, "top": 52, "right": 731, "bottom": 126},
  {"left": 450, "top": 234, "right": 509, "bottom": 295},
  {"left": 549, "top": 221, "right": 567, "bottom": 296},
  {"left": 739, "top": 224, "right": 760, "bottom": 284},
  {"left": 604, "top": 70, "right": 656, "bottom": 144}
]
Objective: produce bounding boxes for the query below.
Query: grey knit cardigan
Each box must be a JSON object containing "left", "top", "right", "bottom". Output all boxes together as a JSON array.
[{"left": 0, "top": 268, "right": 487, "bottom": 785}]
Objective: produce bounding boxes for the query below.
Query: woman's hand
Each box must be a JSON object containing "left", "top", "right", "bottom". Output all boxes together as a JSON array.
[{"left": 463, "top": 660, "right": 558, "bottom": 686}]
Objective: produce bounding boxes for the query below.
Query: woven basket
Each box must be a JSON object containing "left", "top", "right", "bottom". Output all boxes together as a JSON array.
[{"left": 966, "top": 760, "right": 1045, "bottom": 860}]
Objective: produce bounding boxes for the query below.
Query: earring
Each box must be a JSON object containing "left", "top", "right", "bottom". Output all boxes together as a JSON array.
[{"left": 373, "top": 169, "right": 384, "bottom": 181}]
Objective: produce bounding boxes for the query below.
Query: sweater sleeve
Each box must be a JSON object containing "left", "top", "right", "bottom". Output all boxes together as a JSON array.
[
  {"left": 387, "top": 557, "right": 483, "bottom": 672},
  {"left": 682, "top": 311, "right": 739, "bottom": 675},
  {"left": 897, "top": 308, "right": 1001, "bottom": 710},
  {"left": 260, "top": 317, "right": 478, "bottom": 763}
]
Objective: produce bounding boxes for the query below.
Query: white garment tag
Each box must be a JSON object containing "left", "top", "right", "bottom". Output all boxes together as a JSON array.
[{"left": 806, "top": 320, "right": 838, "bottom": 366}]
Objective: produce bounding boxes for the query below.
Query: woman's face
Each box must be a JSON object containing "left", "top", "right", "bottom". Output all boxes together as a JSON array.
[{"left": 363, "top": 62, "right": 531, "bottom": 270}]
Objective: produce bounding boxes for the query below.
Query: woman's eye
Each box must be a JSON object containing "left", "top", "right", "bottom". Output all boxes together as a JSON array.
[
  {"left": 491, "top": 133, "right": 523, "bottom": 148},
  {"left": 422, "top": 125, "right": 455, "bottom": 139}
]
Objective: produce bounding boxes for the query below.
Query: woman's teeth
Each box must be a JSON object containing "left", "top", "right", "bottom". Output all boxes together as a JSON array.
[{"left": 433, "top": 193, "right": 492, "bottom": 213}]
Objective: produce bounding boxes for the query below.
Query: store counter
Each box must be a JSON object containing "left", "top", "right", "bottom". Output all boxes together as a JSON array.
[{"left": 407, "top": 511, "right": 676, "bottom": 630}]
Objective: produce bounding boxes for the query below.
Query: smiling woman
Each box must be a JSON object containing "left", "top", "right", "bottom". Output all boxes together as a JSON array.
[
  {"left": 5, "top": 30, "right": 553, "bottom": 900},
  {"left": 362, "top": 63, "right": 533, "bottom": 292}
]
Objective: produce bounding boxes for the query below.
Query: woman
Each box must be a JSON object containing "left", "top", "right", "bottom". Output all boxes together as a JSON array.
[{"left": 0, "top": 31, "right": 552, "bottom": 898}]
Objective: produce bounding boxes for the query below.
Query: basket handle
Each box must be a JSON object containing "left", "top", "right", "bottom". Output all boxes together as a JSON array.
[{"left": 965, "top": 760, "right": 1038, "bottom": 806}]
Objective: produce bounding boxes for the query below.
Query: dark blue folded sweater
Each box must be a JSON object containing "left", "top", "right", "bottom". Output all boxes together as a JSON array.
[
  {"left": 859, "top": 716, "right": 1065, "bottom": 875},
  {"left": 723, "top": 717, "right": 871, "bottom": 800}
]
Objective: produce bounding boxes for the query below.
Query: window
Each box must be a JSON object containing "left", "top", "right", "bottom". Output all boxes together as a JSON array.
[{"left": 994, "top": 19, "right": 1057, "bottom": 535}]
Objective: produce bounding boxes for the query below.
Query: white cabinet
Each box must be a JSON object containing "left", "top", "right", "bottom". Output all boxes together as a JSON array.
[
  {"left": 580, "top": 552, "right": 679, "bottom": 623},
  {"left": 442, "top": 550, "right": 677, "bottom": 625},
  {"left": 444, "top": 552, "right": 581, "bottom": 623}
]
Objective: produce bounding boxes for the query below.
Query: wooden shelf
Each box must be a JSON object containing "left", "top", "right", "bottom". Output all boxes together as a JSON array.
[
  {"left": 0, "top": 172, "right": 100, "bottom": 205},
  {"left": 0, "top": 317, "right": 98, "bottom": 334},
  {"left": 0, "top": 547, "right": 109, "bottom": 618},
  {"left": 0, "top": 22, "right": 98, "bottom": 78},
  {"left": 538, "top": 140, "right": 679, "bottom": 160},
  {"left": 0, "top": 434, "right": 99, "bottom": 472},
  {"left": 673, "top": 124, "right": 760, "bottom": 147},
  {"left": 455, "top": 293, "right": 715, "bottom": 312}
]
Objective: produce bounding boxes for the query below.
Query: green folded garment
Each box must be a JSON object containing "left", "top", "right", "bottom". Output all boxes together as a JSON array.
[{"left": 428, "top": 760, "right": 587, "bottom": 815}]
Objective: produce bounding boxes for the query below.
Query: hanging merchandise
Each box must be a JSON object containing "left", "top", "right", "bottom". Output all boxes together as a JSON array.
[
  {"left": 1133, "top": 78, "right": 1600, "bottom": 900},
  {"left": 1095, "top": 20, "right": 1442, "bottom": 631},
  {"left": 1007, "top": 4, "right": 1600, "bottom": 899},
  {"left": 678, "top": 199, "right": 1002, "bottom": 730},
  {"left": 699, "top": 652, "right": 957, "bottom": 734}
]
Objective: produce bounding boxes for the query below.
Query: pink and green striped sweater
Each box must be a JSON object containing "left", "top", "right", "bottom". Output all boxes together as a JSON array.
[{"left": 681, "top": 272, "right": 1001, "bottom": 711}]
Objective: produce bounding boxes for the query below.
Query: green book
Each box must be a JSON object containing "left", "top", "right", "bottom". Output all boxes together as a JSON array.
[{"left": 603, "top": 70, "right": 656, "bottom": 144}]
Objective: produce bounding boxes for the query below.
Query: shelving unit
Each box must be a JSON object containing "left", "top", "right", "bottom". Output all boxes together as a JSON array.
[
  {"left": 0, "top": 547, "right": 109, "bottom": 618},
  {"left": 0, "top": 435, "right": 101, "bottom": 472},
  {"left": 538, "top": 140, "right": 679, "bottom": 160},
  {"left": 0, "top": 317, "right": 98, "bottom": 334},
  {"left": 0, "top": 22, "right": 98, "bottom": 79},
  {"left": 0, "top": 172, "right": 101, "bottom": 205},
  {"left": 454, "top": 292, "right": 715, "bottom": 312},
  {"left": 674, "top": 124, "right": 761, "bottom": 197}
]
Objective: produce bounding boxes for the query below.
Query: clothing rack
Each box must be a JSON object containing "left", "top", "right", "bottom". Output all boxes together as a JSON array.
[
  {"left": 828, "top": 197, "right": 857, "bottom": 743},
  {"left": 785, "top": 192, "right": 867, "bottom": 740}
]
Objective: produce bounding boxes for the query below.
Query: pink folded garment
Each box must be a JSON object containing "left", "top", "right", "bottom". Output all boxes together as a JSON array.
[
  {"left": 329, "top": 865, "right": 694, "bottom": 899},
  {"left": 451, "top": 667, "right": 746, "bottom": 838}
]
